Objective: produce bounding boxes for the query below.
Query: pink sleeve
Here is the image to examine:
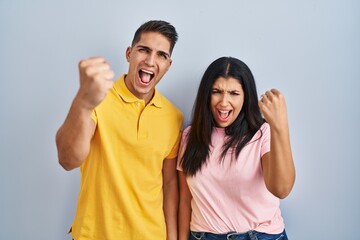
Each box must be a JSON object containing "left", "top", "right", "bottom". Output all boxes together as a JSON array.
[
  {"left": 176, "top": 126, "right": 191, "bottom": 171},
  {"left": 260, "top": 123, "right": 271, "bottom": 158}
]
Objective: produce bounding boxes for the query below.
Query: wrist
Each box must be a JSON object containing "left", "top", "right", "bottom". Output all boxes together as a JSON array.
[{"left": 73, "top": 93, "right": 96, "bottom": 112}]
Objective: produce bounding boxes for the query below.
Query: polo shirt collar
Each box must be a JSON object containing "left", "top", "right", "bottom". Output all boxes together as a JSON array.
[{"left": 114, "top": 74, "right": 162, "bottom": 108}]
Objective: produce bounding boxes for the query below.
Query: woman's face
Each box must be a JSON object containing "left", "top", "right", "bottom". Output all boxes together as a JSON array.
[{"left": 210, "top": 77, "right": 245, "bottom": 128}]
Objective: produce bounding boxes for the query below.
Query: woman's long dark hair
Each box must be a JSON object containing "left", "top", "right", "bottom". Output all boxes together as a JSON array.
[{"left": 181, "top": 57, "right": 265, "bottom": 176}]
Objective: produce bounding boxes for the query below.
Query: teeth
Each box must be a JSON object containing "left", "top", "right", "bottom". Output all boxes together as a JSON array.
[
  {"left": 141, "top": 69, "right": 154, "bottom": 75},
  {"left": 219, "top": 110, "right": 230, "bottom": 118},
  {"left": 139, "top": 69, "right": 155, "bottom": 84}
]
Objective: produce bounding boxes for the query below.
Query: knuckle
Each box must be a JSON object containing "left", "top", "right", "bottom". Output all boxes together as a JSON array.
[
  {"left": 103, "top": 64, "right": 111, "bottom": 70},
  {"left": 93, "top": 74, "right": 102, "bottom": 82},
  {"left": 79, "top": 59, "right": 88, "bottom": 68},
  {"left": 85, "top": 67, "right": 93, "bottom": 76}
]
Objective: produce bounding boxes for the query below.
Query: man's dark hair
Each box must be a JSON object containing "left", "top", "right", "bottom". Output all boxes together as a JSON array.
[{"left": 132, "top": 20, "right": 178, "bottom": 55}]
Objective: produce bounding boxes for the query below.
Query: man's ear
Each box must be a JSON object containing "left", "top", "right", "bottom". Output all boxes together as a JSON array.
[
  {"left": 167, "top": 59, "right": 173, "bottom": 71},
  {"left": 125, "top": 46, "right": 132, "bottom": 62}
]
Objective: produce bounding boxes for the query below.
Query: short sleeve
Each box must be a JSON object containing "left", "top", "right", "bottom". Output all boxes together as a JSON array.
[
  {"left": 176, "top": 126, "right": 191, "bottom": 171},
  {"left": 166, "top": 129, "right": 182, "bottom": 160},
  {"left": 91, "top": 109, "right": 98, "bottom": 124},
  {"left": 260, "top": 122, "right": 271, "bottom": 158}
]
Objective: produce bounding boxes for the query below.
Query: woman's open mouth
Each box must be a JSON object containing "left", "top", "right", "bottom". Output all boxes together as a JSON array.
[{"left": 218, "top": 110, "right": 231, "bottom": 121}]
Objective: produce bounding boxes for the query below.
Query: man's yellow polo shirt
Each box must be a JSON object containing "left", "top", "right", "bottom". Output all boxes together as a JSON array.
[{"left": 71, "top": 75, "right": 183, "bottom": 240}]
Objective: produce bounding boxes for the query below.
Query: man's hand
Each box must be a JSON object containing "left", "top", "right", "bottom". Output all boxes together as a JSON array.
[{"left": 77, "top": 57, "right": 114, "bottom": 110}]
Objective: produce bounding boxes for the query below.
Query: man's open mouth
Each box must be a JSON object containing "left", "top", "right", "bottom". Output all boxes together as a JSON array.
[{"left": 139, "top": 69, "right": 155, "bottom": 84}]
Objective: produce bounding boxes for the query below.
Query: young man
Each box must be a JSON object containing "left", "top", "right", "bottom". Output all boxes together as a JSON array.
[{"left": 56, "top": 20, "right": 183, "bottom": 240}]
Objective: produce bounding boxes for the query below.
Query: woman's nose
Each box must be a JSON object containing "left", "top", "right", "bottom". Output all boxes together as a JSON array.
[{"left": 219, "top": 94, "right": 229, "bottom": 106}]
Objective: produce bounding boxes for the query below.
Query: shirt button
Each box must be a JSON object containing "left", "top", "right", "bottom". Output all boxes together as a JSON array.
[{"left": 136, "top": 102, "right": 140, "bottom": 106}]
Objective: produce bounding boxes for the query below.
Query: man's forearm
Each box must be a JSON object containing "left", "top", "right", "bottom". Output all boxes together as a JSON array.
[{"left": 56, "top": 96, "right": 95, "bottom": 170}]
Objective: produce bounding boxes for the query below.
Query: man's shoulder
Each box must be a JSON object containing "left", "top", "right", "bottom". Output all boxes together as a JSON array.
[{"left": 158, "top": 93, "right": 183, "bottom": 117}]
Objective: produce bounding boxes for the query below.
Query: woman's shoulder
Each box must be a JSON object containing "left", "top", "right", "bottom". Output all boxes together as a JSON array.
[
  {"left": 180, "top": 125, "right": 192, "bottom": 142},
  {"left": 260, "top": 122, "right": 270, "bottom": 131},
  {"left": 251, "top": 122, "right": 270, "bottom": 141},
  {"left": 258, "top": 122, "right": 270, "bottom": 140},
  {"left": 183, "top": 125, "right": 192, "bottom": 134}
]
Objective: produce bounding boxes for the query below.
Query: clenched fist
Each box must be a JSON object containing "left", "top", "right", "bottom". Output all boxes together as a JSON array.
[
  {"left": 258, "top": 89, "right": 289, "bottom": 132},
  {"left": 76, "top": 57, "right": 115, "bottom": 110}
]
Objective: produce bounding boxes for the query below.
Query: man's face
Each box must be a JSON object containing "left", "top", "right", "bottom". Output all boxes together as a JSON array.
[{"left": 125, "top": 31, "right": 172, "bottom": 104}]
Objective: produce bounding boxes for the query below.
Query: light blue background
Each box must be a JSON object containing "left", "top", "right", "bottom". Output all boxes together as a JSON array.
[{"left": 1, "top": 0, "right": 359, "bottom": 239}]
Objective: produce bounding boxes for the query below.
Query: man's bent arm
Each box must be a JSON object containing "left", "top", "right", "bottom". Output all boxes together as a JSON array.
[
  {"left": 56, "top": 95, "right": 96, "bottom": 171},
  {"left": 56, "top": 57, "right": 114, "bottom": 171}
]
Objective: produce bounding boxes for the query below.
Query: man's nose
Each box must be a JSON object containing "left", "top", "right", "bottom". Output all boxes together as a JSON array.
[{"left": 145, "top": 53, "right": 156, "bottom": 66}]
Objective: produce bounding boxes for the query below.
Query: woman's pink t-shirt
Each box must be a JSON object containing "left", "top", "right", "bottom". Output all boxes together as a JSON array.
[{"left": 177, "top": 123, "right": 284, "bottom": 234}]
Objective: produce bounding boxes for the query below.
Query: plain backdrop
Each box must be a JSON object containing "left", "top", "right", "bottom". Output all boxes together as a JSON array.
[{"left": 1, "top": 0, "right": 359, "bottom": 239}]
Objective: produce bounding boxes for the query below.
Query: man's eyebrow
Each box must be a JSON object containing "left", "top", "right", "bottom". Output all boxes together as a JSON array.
[
  {"left": 136, "top": 45, "right": 170, "bottom": 58},
  {"left": 136, "top": 45, "right": 151, "bottom": 50},
  {"left": 158, "top": 50, "right": 170, "bottom": 58}
]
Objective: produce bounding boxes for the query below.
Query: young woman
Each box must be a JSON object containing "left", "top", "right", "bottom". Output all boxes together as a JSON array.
[{"left": 178, "top": 57, "right": 295, "bottom": 240}]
